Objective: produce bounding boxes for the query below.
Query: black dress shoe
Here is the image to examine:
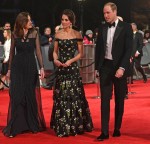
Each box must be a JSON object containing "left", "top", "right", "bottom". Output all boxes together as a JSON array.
[
  {"left": 97, "top": 133, "right": 109, "bottom": 141},
  {"left": 113, "top": 129, "right": 121, "bottom": 137}
]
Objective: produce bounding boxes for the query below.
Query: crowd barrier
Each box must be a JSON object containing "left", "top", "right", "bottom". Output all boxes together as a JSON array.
[
  {"left": 80, "top": 44, "right": 95, "bottom": 83},
  {"left": 41, "top": 45, "right": 54, "bottom": 70},
  {"left": 1, "top": 44, "right": 96, "bottom": 85},
  {"left": 141, "top": 42, "right": 150, "bottom": 77},
  {"left": 2, "top": 42, "right": 150, "bottom": 87},
  {"left": 141, "top": 42, "right": 150, "bottom": 65}
]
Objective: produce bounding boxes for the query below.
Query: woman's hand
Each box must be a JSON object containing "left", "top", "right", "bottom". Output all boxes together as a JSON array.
[
  {"left": 40, "top": 68, "right": 45, "bottom": 79},
  {"left": 54, "top": 59, "right": 63, "bottom": 67},
  {"left": 63, "top": 60, "right": 72, "bottom": 67},
  {"left": 3, "top": 60, "right": 8, "bottom": 63},
  {"left": 6, "top": 70, "right": 11, "bottom": 79}
]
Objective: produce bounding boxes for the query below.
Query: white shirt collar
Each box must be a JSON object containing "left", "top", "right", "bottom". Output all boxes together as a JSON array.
[{"left": 115, "top": 18, "right": 119, "bottom": 27}]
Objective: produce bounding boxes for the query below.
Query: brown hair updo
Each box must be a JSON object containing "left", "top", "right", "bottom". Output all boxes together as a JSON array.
[{"left": 61, "top": 9, "right": 76, "bottom": 26}]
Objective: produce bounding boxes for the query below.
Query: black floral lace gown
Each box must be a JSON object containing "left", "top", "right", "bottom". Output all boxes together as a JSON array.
[
  {"left": 2, "top": 29, "right": 46, "bottom": 137},
  {"left": 50, "top": 38, "right": 93, "bottom": 137}
]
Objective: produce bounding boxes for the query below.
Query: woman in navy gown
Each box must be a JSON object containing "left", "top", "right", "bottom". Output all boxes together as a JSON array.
[{"left": 3, "top": 12, "right": 46, "bottom": 137}]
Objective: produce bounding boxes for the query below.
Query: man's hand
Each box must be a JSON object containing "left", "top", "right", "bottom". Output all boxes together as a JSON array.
[
  {"left": 135, "top": 51, "right": 140, "bottom": 57},
  {"left": 115, "top": 68, "right": 124, "bottom": 78}
]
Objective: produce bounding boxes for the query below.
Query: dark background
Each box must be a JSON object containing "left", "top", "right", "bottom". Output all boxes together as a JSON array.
[
  {"left": 131, "top": 0, "right": 150, "bottom": 31},
  {"left": 0, "top": 0, "right": 132, "bottom": 34}
]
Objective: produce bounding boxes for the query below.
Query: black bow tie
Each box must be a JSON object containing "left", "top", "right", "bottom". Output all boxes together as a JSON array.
[{"left": 108, "top": 22, "right": 115, "bottom": 28}]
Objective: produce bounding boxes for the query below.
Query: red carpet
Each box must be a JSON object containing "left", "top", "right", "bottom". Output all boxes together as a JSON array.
[{"left": 0, "top": 79, "right": 150, "bottom": 144}]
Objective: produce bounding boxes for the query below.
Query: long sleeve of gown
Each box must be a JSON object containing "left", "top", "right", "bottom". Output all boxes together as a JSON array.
[
  {"left": 8, "top": 33, "right": 15, "bottom": 70},
  {"left": 35, "top": 32, "right": 44, "bottom": 69}
]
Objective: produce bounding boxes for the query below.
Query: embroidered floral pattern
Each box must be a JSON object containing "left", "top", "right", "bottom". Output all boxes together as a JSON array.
[{"left": 50, "top": 39, "right": 93, "bottom": 137}]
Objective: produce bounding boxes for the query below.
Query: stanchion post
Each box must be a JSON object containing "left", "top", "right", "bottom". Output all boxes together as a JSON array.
[
  {"left": 92, "top": 76, "right": 101, "bottom": 99},
  {"left": 127, "top": 76, "right": 136, "bottom": 95}
]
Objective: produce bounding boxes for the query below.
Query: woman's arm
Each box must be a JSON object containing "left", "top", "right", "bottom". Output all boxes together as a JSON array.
[
  {"left": 53, "top": 34, "right": 64, "bottom": 67},
  {"left": 7, "top": 34, "right": 15, "bottom": 78},
  {"left": 35, "top": 31, "right": 45, "bottom": 79}
]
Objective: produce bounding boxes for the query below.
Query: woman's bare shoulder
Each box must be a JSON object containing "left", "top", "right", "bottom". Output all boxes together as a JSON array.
[
  {"left": 73, "top": 29, "right": 83, "bottom": 39},
  {"left": 55, "top": 29, "right": 64, "bottom": 39}
]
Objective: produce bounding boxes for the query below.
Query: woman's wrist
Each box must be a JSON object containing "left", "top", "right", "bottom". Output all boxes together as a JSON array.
[
  {"left": 54, "top": 59, "right": 58, "bottom": 61},
  {"left": 69, "top": 59, "right": 73, "bottom": 63}
]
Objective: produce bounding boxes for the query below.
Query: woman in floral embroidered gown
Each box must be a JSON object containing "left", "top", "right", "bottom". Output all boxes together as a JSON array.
[{"left": 50, "top": 9, "right": 93, "bottom": 137}]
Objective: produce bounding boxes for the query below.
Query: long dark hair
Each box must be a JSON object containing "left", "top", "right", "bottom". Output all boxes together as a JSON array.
[{"left": 14, "top": 12, "right": 31, "bottom": 37}]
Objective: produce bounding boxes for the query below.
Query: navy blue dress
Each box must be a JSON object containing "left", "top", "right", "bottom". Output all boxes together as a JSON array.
[{"left": 3, "top": 29, "right": 46, "bottom": 137}]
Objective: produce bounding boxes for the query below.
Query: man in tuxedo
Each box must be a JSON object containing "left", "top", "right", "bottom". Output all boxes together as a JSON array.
[
  {"left": 131, "top": 23, "right": 147, "bottom": 83},
  {"left": 95, "top": 2, "right": 133, "bottom": 141}
]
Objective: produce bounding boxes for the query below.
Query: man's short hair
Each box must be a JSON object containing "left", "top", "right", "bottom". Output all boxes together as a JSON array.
[{"left": 104, "top": 2, "right": 117, "bottom": 11}]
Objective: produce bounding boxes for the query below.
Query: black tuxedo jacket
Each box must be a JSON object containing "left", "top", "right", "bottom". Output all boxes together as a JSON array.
[
  {"left": 132, "top": 32, "right": 143, "bottom": 57},
  {"left": 95, "top": 20, "right": 133, "bottom": 76}
]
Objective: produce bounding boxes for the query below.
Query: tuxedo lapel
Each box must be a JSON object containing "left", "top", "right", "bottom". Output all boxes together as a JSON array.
[
  {"left": 102, "top": 25, "right": 108, "bottom": 50},
  {"left": 113, "top": 21, "right": 123, "bottom": 42}
]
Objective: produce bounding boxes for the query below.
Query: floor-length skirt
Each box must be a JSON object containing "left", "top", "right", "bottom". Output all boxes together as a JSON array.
[{"left": 2, "top": 54, "right": 46, "bottom": 137}]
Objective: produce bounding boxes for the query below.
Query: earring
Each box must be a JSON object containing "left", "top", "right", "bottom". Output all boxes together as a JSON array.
[
  {"left": 70, "top": 24, "right": 72, "bottom": 29},
  {"left": 60, "top": 24, "right": 63, "bottom": 29}
]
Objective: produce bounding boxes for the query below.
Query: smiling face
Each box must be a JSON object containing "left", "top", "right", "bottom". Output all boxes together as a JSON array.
[
  {"left": 103, "top": 5, "right": 117, "bottom": 24},
  {"left": 61, "top": 14, "right": 72, "bottom": 29}
]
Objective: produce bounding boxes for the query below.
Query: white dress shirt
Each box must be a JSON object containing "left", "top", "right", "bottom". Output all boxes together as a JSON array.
[{"left": 105, "top": 19, "right": 119, "bottom": 60}]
